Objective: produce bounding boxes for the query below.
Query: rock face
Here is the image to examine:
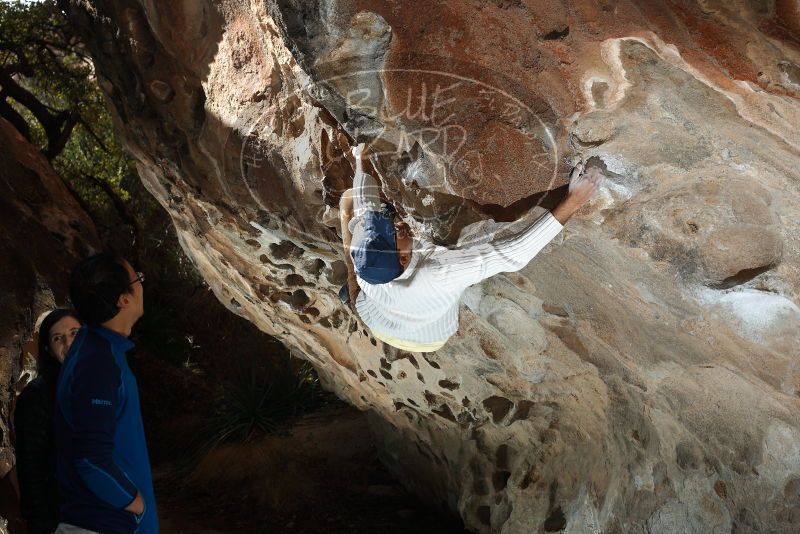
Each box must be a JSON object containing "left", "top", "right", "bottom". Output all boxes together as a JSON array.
[
  {"left": 0, "top": 118, "right": 99, "bottom": 529},
  {"left": 65, "top": 1, "right": 800, "bottom": 532}
]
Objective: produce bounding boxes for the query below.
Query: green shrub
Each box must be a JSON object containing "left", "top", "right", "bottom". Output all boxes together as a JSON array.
[{"left": 199, "top": 357, "right": 323, "bottom": 452}]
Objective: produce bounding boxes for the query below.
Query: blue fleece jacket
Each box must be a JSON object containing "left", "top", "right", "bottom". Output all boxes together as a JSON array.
[{"left": 54, "top": 325, "right": 158, "bottom": 533}]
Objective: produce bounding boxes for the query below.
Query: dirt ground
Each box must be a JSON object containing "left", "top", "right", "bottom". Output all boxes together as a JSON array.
[{"left": 155, "top": 402, "right": 469, "bottom": 534}]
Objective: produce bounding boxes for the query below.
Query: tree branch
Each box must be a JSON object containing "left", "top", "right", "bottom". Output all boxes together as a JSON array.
[
  {"left": 0, "top": 67, "right": 57, "bottom": 125},
  {"left": 0, "top": 95, "right": 31, "bottom": 140},
  {"left": 83, "top": 173, "right": 142, "bottom": 265},
  {"left": 0, "top": 66, "right": 74, "bottom": 158},
  {"left": 44, "top": 109, "right": 77, "bottom": 159},
  {"left": 76, "top": 114, "right": 107, "bottom": 151},
  {"left": 54, "top": 170, "right": 104, "bottom": 239},
  {"left": 23, "top": 35, "right": 92, "bottom": 63},
  {"left": 0, "top": 39, "right": 30, "bottom": 70}
]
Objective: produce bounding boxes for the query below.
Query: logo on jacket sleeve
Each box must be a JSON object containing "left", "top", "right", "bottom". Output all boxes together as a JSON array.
[{"left": 91, "top": 398, "right": 113, "bottom": 406}]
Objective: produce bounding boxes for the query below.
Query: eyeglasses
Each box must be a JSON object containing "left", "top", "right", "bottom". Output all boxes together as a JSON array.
[{"left": 130, "top": 271, "right": 145, "bottom": 286}]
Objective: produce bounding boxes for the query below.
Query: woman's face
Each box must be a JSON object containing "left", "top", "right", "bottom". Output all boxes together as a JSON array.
[{"left": 48, "top": 315, "right": 81, "bottom": 363}]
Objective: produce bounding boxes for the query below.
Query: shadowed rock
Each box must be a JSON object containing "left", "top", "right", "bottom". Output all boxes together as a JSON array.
[{"left": 0, "top": 118, "right": 100, "bottom": 529}]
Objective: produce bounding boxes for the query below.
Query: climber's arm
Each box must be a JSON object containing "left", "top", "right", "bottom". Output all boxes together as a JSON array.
[
  {"left": 436, "top": 163, "right": 604, "bottom": 289},
  {"left": 339, "top": 189, "right": 361, "bottom": 307},
  {"left": 435, "top": 211, "right": 564, "bottom": 289}
]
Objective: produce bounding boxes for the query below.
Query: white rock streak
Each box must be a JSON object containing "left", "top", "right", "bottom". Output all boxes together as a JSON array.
[{"left": 585, "top": 33, "right": 800, "bottom": 150}]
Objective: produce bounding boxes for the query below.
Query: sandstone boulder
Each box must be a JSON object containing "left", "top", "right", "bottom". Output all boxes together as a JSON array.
[{"left": 64, "top": 1, "right": 800, "bottom": 532}]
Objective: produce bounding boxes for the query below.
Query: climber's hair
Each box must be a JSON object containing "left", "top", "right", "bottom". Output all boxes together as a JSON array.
[{"left": 69, "top": 252, "right": 132, "bottom": 326}]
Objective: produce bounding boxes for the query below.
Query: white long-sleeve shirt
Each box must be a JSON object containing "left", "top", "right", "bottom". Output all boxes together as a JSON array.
[{"left": 355, "top": 211, "right": 563, "bottom": 343}]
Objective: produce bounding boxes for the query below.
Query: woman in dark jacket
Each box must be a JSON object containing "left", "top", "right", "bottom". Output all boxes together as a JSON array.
[{"left": 14, "top": 309, "right": 81, "bottom": 534}]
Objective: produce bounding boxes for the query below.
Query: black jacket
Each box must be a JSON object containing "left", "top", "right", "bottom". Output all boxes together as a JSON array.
[{"left": 14, "top": 372, "right": 60, "bottom": 534}]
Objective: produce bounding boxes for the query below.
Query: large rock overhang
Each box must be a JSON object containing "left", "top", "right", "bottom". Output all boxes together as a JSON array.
[{"left": 64, "top": 1, "right": 800, "bottom": 532}]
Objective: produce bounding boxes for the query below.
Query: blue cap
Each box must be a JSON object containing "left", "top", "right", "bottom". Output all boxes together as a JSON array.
[{"left": 350, "top": 210, "right": 403, "bottom": 284}]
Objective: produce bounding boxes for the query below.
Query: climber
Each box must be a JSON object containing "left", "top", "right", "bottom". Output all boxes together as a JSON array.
[{"left": 339, "top": 143, "right": 604, "bottom": 353}]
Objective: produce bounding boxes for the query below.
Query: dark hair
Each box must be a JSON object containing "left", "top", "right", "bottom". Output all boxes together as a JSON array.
[
  {"left": 36, "top": 308, "right": 80, "bottom": 380},
  {"left": 69, "top": 252, "right": 132, "bottom": 325}
]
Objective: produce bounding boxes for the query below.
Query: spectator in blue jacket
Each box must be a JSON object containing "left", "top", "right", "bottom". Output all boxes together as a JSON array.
[{"left": 54, "top": 253, "right": 157, "bottom": 534}]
